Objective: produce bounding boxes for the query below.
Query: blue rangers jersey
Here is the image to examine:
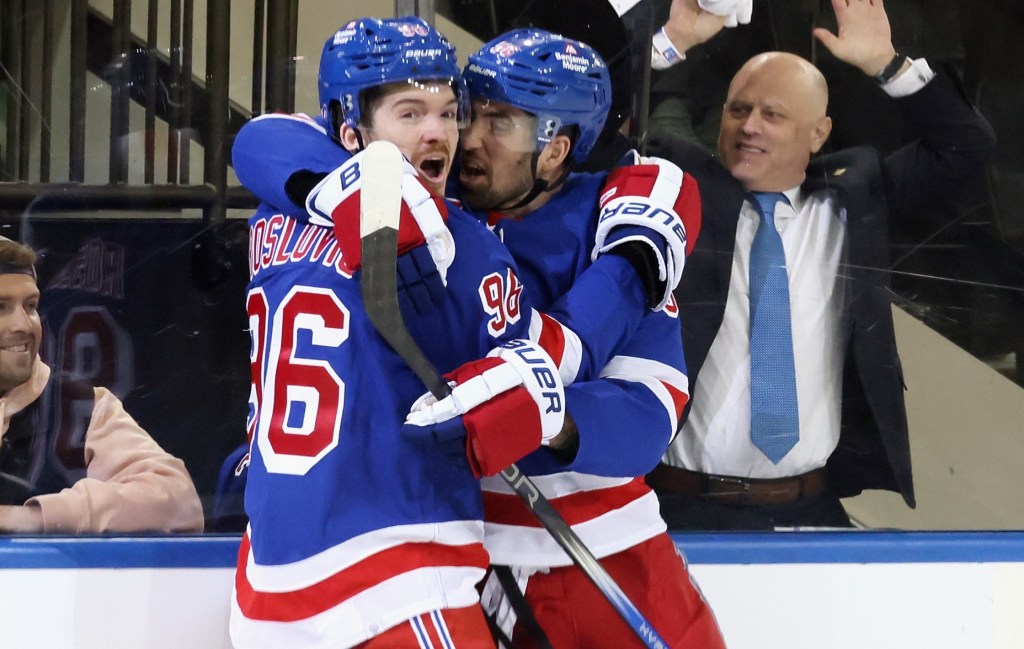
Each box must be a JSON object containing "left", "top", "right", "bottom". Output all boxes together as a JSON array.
[
  {"left": 231, "top": 125, "right": 649, "bottom": 647},
  {"left": 234, "top": 204, "right": 493, "bottom": 649},
  {"left": 465, "top": 174, "right": 691, "bottom": 567}
]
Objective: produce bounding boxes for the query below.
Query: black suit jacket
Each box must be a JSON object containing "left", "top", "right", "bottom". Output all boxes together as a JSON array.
[{"left": 647, "top": 71, "right": 995, "bottom": 506}]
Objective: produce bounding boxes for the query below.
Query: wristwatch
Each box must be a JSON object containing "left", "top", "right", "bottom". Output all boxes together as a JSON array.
[{"left": 874, "top": 52, "right": 908, "bottom": 84}]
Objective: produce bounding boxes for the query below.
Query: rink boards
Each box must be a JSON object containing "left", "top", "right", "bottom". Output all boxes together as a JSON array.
[{"left": 1, "top": 531, "right": 1022, "bottom": 649}]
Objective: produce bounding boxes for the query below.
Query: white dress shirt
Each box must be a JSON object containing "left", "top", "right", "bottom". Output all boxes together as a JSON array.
[{"left": 665, "top": 188, "right": 850, "bottom": 477}]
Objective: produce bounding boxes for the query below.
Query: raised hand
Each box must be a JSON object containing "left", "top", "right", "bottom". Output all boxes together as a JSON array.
[
  {"left": 812, "top": 0, "right": 898, "bottom": 77},
  {"left": 662, "top": 0, "right": 730, "bottom": 54}
]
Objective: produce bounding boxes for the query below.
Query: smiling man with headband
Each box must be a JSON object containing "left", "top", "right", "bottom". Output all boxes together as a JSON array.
[{"left": 0, "top": 237, "right": 202, "bottom": 534}]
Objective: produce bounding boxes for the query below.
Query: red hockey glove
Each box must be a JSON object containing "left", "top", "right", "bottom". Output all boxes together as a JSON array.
[
  {"left": 593, "top": 151, "right": 701, "bottom": 310},
  {"left": 305, "top": 151, "right": 455, "bottom": 278},
  {"left": 402, "top": 339, "right": 565, "bottom": 478}
]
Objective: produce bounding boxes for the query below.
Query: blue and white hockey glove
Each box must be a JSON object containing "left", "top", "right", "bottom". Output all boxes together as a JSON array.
[
  {"left": 592, "top": 151, "right": 701, "bottom": 311},
  {"left": 402, "top": 339, "right": 565, "bottom": 478}
]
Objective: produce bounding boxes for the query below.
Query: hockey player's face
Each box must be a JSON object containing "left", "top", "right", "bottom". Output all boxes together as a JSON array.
[
  {"left": 0, "top": 273, "right": 41, "bottom": 394},
  {"left": 362, "top": 82, "right": 460, "bottom": 194},
  {"left": 458, "top": 99, "right": 537, "bottom": 211},
  {"left": 718, "top": 53, "right": 832, "bottom": 192}
]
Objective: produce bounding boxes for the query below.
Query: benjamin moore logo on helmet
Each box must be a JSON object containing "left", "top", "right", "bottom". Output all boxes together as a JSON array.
[
  {"left": 555, "top": 45, "right": 591, "bottom": 74},
  {"left": 489, "top": 41, "right": 520, "bottom": 58},
  {"left": 397, "top": 22, "right": 429, "bottom": 38},
  {"left": 332, "top": 22, "right": 357, "bottom": 45}
]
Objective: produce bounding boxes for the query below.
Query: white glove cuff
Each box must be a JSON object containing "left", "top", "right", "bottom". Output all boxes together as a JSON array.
[{"left": 651, "top": 27, "right": 685, "bottom": 71}]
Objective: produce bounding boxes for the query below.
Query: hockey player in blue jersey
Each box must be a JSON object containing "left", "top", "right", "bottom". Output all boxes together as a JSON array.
[
  {"left": 450, "top": 30, "right": 724, "bottom": 648},
  {"left": 230, "top": 17, "right": 695, "bottom": 649}
]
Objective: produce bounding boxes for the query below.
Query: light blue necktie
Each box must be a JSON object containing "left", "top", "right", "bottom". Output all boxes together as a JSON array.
[{"left": 748, "top": 192, "right": 799, "bottom": 464}]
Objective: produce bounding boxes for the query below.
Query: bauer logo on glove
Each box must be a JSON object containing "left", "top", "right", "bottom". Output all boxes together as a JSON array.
[
  {"left": 402, "top": 339, "right": 565, "bottom": 478},
  {"left": 592, "top": 154, "right": 701, "bottom": 311},
  {"left": 598, "top": 198, "right": 687, "bottom": 251}
]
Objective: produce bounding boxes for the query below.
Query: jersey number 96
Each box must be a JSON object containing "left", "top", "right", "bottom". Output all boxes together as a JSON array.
[{"left": 247, "top": 286, "right": 349, "bottom": 475}]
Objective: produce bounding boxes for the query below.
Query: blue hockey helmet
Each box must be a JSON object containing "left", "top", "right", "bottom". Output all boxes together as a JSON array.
[
  {"left": 318, "top": 17, "right": 469, "bottom": 134},
  {"left": 463, "top": 29, "right": 611, "bottom": 163}
]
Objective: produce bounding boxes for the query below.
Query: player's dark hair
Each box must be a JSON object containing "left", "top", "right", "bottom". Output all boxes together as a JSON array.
[{"left": 358, "top": 86, "right": 385, "bottom": 129}]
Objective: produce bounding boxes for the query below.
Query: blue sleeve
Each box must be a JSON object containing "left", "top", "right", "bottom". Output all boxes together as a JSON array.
[
  {"left": 403, "top": 209, "right": 647, "bottom": 384},
  {"left": 564, "top": 308, "right": 687, "bottom": 476},
  {"left": 543, "top": 254, "right": 646, "bottom": 382},
  {"left": 519, "top": 307, "right": 688, "bottom": 478},
  {"left": 234, "top": 118, "right": 651, "bottom": 384},
  {"left": 232, "top": 114, "right": 349, "bottom": 215}
]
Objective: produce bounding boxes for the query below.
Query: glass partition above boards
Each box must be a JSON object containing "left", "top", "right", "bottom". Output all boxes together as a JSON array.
[{"left": 0, "top": 0, "right": 1021, "bottom": 535}]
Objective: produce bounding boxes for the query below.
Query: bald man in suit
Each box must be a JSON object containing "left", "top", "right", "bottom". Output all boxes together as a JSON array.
[{"left": 645, "top": 0, "right": 995, "bottom": 529}]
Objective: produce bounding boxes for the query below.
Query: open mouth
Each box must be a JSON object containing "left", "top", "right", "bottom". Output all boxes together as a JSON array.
[
  {"left": 459, "top": 160, "right": 486, "bottom": 183},
  {"left": 417, "top": 156, "right": 447, "bottom": 186}
]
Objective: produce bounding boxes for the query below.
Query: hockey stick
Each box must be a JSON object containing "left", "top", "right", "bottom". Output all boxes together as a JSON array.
[{"left": 358, "top": 140, "right": 670, "bottom": 649}]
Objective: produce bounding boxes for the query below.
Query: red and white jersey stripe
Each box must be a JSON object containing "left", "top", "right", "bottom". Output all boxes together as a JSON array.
[
  {"left": 230, "top": 521, "right": 488, "bottom": 648},
  {"left": 603, "top": 354, "right": 689, "bottom": 435},
  {"left": 481, "top": 473, "right": 665, "bottom": 566},
  {"left": 527, "top": 308, "right": 584, "bottom": 384}
]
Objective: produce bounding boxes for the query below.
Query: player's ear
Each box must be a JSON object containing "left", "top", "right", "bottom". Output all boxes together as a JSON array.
[
  {"left": 537, "top": 134, "right": 572, "bottom": 178},
  {"left": 339, "top": 125, "right": 363, "bottom": 153}
]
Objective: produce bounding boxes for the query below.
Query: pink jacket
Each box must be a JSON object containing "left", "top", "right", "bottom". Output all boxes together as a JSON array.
[{"left": 1, "top": 358, "right": 204, "bottom": 533}]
